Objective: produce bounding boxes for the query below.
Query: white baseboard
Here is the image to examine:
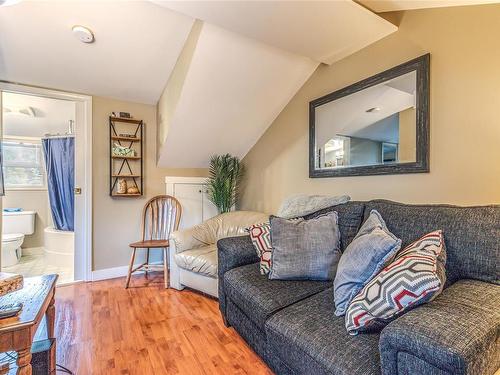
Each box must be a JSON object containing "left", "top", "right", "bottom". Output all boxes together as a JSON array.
[
  {"left": 91, "top": 261, "right": 164, "bottom": 282},
  {"left": 91, "top": 265, "right": 129, "bottom": 281}
]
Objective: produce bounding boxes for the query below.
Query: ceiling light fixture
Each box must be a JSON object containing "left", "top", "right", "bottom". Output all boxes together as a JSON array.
[
  {"left": 366, "top": 107, "right": 381, "bottom": 113},
  {"left": 72, "top": 25, "right": 95, "bottom": 44},
  {"left": 0, "top": 0, "right": 22, "bottom": 6}
]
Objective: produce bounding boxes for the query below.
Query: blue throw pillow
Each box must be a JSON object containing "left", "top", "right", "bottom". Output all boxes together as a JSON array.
[{"left": 333, "top": 210, "right": 401, "bottom": 316}]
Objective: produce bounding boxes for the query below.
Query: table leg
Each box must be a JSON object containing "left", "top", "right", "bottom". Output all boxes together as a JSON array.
[
  {"left": 16, "top": 348, "right": 32, "bottom": 375},
  {"left": 0, "top": 362, "right": 9, "bottom": 375},
  {"left": 47, "top": 296, "right": 56, "bottom": 374}
]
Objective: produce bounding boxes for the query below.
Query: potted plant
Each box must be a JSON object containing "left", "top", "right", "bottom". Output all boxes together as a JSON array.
[{"left": 206, "top": 154, "right": 244, "bottom": 213}]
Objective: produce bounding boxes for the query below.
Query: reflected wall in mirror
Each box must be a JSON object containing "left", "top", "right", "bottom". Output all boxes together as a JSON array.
[{"left": 310, "top": 54, "right": 429, "bottom": 178}]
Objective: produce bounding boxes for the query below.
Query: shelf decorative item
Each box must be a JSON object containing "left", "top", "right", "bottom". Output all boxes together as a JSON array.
[
  {"left": 109, "top": 116, "right": 144, "bottom": 197},
  {"left": 127, "top": 186, "right": 139, "bottom": 194},
  {"left": 117, "top": 179, "right": 127, "bottom": 194},
  {"left": 112, "top": 143, "right": 135, "bottom": 157}
]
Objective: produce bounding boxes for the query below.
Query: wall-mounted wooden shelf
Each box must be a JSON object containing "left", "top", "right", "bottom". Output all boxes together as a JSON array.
[
  {"left": 111, "top": 136, "right": 141, "bottom": 142},
  {"left": 109, "top": 117, "right": 142, "bottom": 124},
  {"left": 111, "top": 155, "right": 141, "bottom": 160},
  {"left": 110, "top": 116, "right": 144, "bottom": 197}
]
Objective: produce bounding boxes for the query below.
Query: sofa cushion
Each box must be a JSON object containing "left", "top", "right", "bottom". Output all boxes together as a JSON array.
[
  {"left": 224, "top": 263, "right": 331, "bottom": 329},
  {"left": 364, "top": 200, "right": 500, "bottom": 285},
  {"left": 346, "top": 230, "right": 447, "bottom": 335},
  {"left": 304, "top": 201, "right": 365, "bottom": 252},
  {"left": 334, "top": 210, "right": 402, "bottom": 316},
  {"left": 277, "top": 194, "right": 350, "bottom": 219},
  {"left": 247, "top": 221, "right": 272, "bottom": 275},
  {"left": 266, "top": 288, "right": 381, "bottom": 375},
  {"left": 174, "top": 245, "right": 217, "bottom": 277},
  {"left": 269, "top": 212, "right": 341, "bottom": 281}
]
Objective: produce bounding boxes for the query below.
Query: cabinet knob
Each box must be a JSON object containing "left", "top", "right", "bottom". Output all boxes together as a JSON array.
[{"left": 199, "top": 190, "right": 202, "bottom": 193}]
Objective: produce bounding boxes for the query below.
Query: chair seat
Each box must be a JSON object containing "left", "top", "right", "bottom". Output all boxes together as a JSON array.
[{"left": 129, "top": 239, "right": 169, "bottom": 248}]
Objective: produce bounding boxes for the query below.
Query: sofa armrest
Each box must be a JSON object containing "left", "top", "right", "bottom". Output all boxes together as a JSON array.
[
  {"left": 217, "top": 235, "right": 259, "bottom": 325},
  {"left": 170, "top": 226, "right": 208, "bottom": 254},
  {"left": 379, "top": 279, "right": 500, "bottom": 375}
]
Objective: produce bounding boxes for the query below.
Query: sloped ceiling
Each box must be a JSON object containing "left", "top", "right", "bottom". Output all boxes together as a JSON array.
[
  {"left": 153, "top": 1, "right": 398, "bottom": 167},
  {"left": 0, "top": 1, "right": 400, "bottom": 168},
  {"left": 158, "top": 22, "right": 318, "bottom": 168},
  {"left": 357, "top": 0, "right": 500, "bottom": 13},
  {"left": 153, "top": 0, "right": 397, "bottom": 65},
  {"left": 0, "top": 1, "right": 194, "bottom": 104}
]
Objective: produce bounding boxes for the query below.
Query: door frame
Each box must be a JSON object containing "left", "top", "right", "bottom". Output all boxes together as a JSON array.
[{"left": 0, "top": 81, "right": 93, "bottom": 282}]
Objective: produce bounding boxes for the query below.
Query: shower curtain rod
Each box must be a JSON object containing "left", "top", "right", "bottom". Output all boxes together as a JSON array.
[{"left": 42, "top": 133, "right": 75, "bottom": 139}]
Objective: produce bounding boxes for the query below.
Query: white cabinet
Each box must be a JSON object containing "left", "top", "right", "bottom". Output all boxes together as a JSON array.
[{"left": 165, "top": 177, "right": 218, "bottom": 229}]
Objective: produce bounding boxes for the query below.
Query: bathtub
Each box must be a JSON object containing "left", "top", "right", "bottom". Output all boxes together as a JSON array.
[{"left": 44, "top": 227, "right": 74, "bottom": 269}]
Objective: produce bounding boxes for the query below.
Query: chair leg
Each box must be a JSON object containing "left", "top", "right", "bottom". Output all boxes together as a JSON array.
[
  {"left": 163, "top": 247, "right": 169, "bottom": 289},
  {"left": 125, "top": 247, "right": 137, "bottom": 289},
  {"left": 145, "top": 248, "right": 150, "bottom": 279}
]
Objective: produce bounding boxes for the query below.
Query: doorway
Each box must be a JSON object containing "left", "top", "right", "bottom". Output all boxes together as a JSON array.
[{"left": 0, "top": 83, "right": 92, "bottom": 284}]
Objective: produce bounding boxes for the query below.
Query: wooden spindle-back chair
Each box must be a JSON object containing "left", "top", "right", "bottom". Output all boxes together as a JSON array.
[{"left": 125, "top": 195, "right": 182, "bottom": 288}]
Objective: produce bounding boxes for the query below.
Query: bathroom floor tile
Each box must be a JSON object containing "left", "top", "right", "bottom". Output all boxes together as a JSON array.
[{"left": 3, "top": 250, "right": 74, "bottom": 285}]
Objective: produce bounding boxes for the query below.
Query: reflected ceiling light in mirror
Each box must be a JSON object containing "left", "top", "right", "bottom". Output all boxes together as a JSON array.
[{"left": 3, "top": 106, "right": 36, "bottom": 117}]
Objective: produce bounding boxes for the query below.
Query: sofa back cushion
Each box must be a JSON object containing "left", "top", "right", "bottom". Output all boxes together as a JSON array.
[
  {"left": 363, "top": 200, "right": 499, "bottom": 285},
  {"left": 305, "top": 201, "right": 365, "bottom": 252},
  {"left": 268, "top": 212, "right": 341, "bottom": 281}
]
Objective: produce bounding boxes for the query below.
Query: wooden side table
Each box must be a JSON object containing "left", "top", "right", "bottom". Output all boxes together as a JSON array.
[{"left": 0, "top": 275, "right": 58, "bottom": 374}]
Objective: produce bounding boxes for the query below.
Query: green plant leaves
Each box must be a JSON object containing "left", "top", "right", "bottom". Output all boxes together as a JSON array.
[{"left": 206, "top": 154, "right": 244, "bottom": 214}]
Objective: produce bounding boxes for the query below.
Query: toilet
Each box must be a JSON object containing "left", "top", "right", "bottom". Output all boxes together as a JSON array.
[{"left": 2, "top": 211, "right": 36, "bottom": 267}]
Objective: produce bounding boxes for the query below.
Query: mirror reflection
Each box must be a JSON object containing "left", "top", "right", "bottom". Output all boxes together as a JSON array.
[{"left": 315, "top": 71, "right": 417, "bottom": 169}]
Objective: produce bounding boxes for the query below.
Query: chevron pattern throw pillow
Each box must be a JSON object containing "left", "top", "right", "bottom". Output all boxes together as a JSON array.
[
  {"left": 345, "top": 230, "right": 447, "bottom": 335},
  {"left": 247, "top": 222, "right": 272, "bottom": 275}
]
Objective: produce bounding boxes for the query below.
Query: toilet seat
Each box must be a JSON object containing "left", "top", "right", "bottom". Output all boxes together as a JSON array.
[{"left": 2, "top": 233, "right": 24, "bottom": 243}]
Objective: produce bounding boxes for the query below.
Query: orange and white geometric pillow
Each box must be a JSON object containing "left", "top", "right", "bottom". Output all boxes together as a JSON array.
[
  {"left": 247, "top": 222, "right": 272, "bottom": 275},
  {"left": 345, "top": 230, "right": 447, "bottom": 335}
]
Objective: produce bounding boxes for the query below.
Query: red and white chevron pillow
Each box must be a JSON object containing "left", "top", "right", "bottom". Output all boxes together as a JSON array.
[
  {"left": 345, "top": 230, "right": 447, "bottom": 335},
  {"left": 247, "top": 222, "right": 272, "bottom": 275}
]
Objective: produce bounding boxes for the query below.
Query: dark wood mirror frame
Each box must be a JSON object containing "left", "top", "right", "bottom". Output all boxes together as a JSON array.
[{"left": 309, "top": 54, "right": 430, "bottom": 178}]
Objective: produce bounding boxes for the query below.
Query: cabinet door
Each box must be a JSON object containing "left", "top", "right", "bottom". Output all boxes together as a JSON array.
[
  {"left": 174, "top": 183, "right": 203, "bottom": 229},
  {"left": 202, "top": 186, "right": 219, "bottom": 221}
]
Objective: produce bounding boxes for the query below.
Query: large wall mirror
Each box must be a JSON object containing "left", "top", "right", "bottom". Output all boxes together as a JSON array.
[{"left": 309, "top": 54, "right": 429, "bottom": 178}]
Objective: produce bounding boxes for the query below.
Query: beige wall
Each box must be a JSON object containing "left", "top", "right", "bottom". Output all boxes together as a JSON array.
[
  {"left": 92, "top": 96, "right": 206, "bottom": 271},
  {"left": 240, "top": 4, "right": 500, "bottom": 213},
  {"left": 3, "top": 191, "right": 50, "bottom": 248},
  {"left": 398, "top": 107, "right": 416, "bottom": 163}
]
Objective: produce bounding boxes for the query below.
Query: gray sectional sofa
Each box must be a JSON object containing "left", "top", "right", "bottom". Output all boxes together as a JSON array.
[{"left": 217, "top": 200, "right": 500, "bottom": 375}]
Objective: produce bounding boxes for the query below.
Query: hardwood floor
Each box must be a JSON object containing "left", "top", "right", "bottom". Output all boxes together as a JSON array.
[{"left": 55, "top": 273, "right": 273, "bottom": 375}]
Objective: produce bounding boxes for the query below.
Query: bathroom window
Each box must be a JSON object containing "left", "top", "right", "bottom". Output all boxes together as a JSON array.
[{"left": 2, "top": 139, "right": 46, "bottom": 190}]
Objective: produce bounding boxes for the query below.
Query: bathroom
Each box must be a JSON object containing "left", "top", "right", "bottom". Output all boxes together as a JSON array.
[{"left": 1, "top": 91, "right": 76, "bottom": 284}]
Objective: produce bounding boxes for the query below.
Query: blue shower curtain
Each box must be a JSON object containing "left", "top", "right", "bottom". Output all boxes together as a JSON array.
[{"left": 42, "top": 137, "right": 75, "bottom": 231}]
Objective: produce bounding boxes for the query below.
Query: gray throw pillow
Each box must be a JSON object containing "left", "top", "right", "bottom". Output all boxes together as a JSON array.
[
  {"left": 268, "top": 212, "right": 341, "bottom": 281},
  {"left": 333, "top": 210, "right": 402, "bottom": 316}
]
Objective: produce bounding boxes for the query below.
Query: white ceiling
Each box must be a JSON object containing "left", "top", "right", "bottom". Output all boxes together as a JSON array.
[
  {"left": 358, "top": 0, "right": 500, "bottom": 13},
  {"left": 2, "top": 92, "right": 75, "bottom": 138},
  {"left": 154, "top": 0, "right": 397, "bottom": 65},
  {"left": 0, "top": 0, "right": 403, "bottom": 168},
  {"left": 158, "top": 23, "right": 318, "bottom": 167},
  {"left": 0, "top": 1, "right": 194, "bottom": 104}
]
